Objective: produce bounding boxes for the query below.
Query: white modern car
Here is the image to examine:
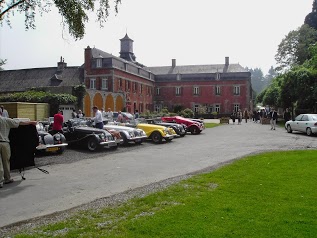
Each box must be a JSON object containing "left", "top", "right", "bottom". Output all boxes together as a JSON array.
[{"left": 285, "top": 114, "right": 317, "bottom": 136}]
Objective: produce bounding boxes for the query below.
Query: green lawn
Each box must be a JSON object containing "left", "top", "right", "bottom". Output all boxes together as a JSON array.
[
  {"left": 204, "top": 122, "right": 221, "bottom": 128},
  {"left": 14, "top": 150, "right": 317, "bottom": 238}
]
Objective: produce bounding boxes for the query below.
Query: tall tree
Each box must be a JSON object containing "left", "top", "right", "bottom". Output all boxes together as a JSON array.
[
  {"left": 249, "top": 67, "right": 266, "bottom": 94},
  {"left": 275, "top": 24, "right": 317, "bottom": 72},
  {"left": 305, "top": 0, "right": 317, "bottom": 30},
  {"left": 264, "top": 66, "right": 277, "bottom": 87},
  {"left": 0, "top": 0, "right": 122, "bottom": 40},
  {"left": 0, "top": 59, "right": 7, "bottom": 71}
]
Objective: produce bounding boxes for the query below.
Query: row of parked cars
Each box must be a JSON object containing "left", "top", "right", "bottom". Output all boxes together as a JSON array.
[{"left": 35, "top": 114, "right": 205, "bottom": 154}]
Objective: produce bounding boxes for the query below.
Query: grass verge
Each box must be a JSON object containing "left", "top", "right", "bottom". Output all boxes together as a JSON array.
[
  {"left": 13, "top": 150, "right": 317, "bottom": 238},
  {"left": 204, "top": 122, "right": 221, "bottom": 128}
]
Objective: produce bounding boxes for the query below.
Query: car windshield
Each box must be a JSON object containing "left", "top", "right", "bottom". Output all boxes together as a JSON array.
[{"left": 68, "top": 118, "right": 90, "bottom": 127}]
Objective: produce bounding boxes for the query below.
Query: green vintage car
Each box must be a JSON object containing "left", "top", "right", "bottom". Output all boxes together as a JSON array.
[{"left": 122, "top": 118, "right": 176, "bottom": 143}]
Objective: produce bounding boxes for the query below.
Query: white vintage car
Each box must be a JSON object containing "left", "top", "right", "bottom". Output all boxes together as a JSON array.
[{"left": 104, "top": 124, "right": 147, "bottom": 145}]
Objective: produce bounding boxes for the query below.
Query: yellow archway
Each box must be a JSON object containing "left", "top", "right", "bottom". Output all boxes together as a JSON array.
[
  {"left": 105, "top": 94, "right": 114, "bottom": 111},
  {"left": 115, "top": 95, "right": 124, "bottom": 111},
  {"left": 84, "top": 93, "right": 91, "bottom": 117},
  {"left": 93, "top": 93, "right": 103, "bottom": 111}
]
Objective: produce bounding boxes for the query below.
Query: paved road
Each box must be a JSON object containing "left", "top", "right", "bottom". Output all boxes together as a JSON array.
[{"left": 0, "top": 121, "right": 316, "bottom": 228}]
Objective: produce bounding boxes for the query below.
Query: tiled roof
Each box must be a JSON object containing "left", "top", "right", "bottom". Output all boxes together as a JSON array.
[
  {"left": 0, "top": 67, "right": 84, "bottom": 93},
  {"left": 145, "top": 64, "right": 248, "bottom": 75}
]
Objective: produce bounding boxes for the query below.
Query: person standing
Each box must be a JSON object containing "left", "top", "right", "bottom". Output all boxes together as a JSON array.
[
  {"left": 92, "top": 106, "right": 104, "bottom": 129},
  {"left": 77, "top": 109, "right": 84, "bottom": 118},
  {"left": 269, "top": 108, "right": 278, "bottom": 130},
  {"left": 134, "top": 110, "right": 139, "bottom": 119},
  {"left": 0, "top": 117, "right": 37, "bottom": 188},
  {"left": 237, "top": 109, "right": 243, "bottom": 125},
  {"left": 0, "top": 105, "right": 9, "bottom": 118},
  {"left": 71, "top": 109, "right": 77, "bottom": 119},
  {"left": 105, "top": 108, "right": 113, "bottom": 121},
  {"left": 230, "top": 110, "right": 236, "bottom": 124},
  {"left": 283, "top": 108, "right": 291, "bottom": 122},
  {"left": 243, "top": 108, "right": 249, "bottom": 123},
  {"left": 52, "top": 110, "right": 64, "bottom": 134},
  {"left": 117, "top": 111, "right": 124, "bottom": 123}
]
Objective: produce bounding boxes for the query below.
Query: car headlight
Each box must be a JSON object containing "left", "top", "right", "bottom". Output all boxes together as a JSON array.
[
  {"left": 54, "top": 134, "right": 61, "bottom": 141},
  {"left": 129, "top": 131, "right": 135, "bottom": 137},
  {"left": 99, "top": 133, "right": 105, "bottom": 140}
]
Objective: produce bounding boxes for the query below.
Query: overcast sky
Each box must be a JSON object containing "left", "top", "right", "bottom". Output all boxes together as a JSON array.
[{"left": 0, "top": 0, "right": 313, "bottom": 74}]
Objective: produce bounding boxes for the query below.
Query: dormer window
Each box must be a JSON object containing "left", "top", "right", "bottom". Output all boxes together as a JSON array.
[
  {"left": 96, "top": 58, "right": 102, "bottom": 68},
  {"left": 216, "top": 73, "right": 221, "bottom": 80}
]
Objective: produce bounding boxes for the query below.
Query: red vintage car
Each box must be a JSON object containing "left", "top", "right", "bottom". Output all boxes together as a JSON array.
[{"left": 161, "top": 116, "right": 204, "bottom": 135}]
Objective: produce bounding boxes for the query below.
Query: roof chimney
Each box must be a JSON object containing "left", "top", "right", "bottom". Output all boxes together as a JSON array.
[
  {"left": 225, "top": 57, "right": 229, "bottom": 66},
  {"left": 57, "top": 56, "right": 67, "bottom": 71},
  {"left": 172, "top": 59, "right": 176, "bottom": 67}
]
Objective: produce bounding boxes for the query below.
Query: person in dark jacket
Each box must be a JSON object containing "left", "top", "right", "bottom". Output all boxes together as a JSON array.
[{"left": 0, "top": 117, "right": 37, "bottom": 188}]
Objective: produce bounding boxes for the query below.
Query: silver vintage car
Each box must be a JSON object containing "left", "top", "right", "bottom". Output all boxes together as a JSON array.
[{"left": 104, "top": 124, "right": 147, "bottom": 145}]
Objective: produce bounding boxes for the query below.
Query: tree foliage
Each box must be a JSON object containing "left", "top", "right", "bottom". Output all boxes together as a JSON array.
[
  {"left": 0, "top": 0, "right": 122, "bottom": 40},
  {"left": 275, "top": 24, "right": 317, "bottom": 72},
  {"left": 0, "top": 90, "right": 77, "bottom": 104},
  {"left": 305, "top": 0, "right": 317, "bottom": 31},
  {"left": 0, "top": 59, "right": 7, "bottom": 70}
]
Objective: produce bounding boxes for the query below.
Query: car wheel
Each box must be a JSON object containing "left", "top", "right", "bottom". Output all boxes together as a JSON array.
[
  {"left": 56, "top": 147, "right": 65, "bottom": 154},
  {"left": 286, "top": 125, "right": 292, "bottom": 133},
  {"left": 87, "top": 137, "right": 98, "bottom": 151},
  {"left": 190, "top": 126, "right": 200, "bottom": 135},
  {"left": 151, "top": 131, "right": 162, "bottom": 143},
  {"left": 165, "top": 138, "right": 173, "bottom": 142},
  {"left": 135, "top": 140, "right": 143, "bottom": 145},
  {"left": 306, "top": 127, "right": 313, "bottom": 136},
  {"left": 121, "top": 133, "right": 129, "bottom": 146}
]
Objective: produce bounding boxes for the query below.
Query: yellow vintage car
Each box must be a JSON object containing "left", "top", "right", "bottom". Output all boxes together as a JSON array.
[{"left": 123, "top": 118, "right": 176, "bottom": 143}]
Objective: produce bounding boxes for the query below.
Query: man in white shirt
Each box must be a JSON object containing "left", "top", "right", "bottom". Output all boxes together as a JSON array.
[
  {"left": 106, "top": 108, "right": 113, "bottom": 121},
  {"left": 92, "top": 106, "right": 104, "bottom": 129},
  {"left": 0, "top": 105, "right": 9, "bottom": 118}
]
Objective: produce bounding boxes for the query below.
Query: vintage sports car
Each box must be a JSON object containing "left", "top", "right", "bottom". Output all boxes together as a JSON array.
[
  {"left": 123, "top": 118, "right": 175, "bottom": 143},
  {"left": 112, "top": 111, "right": 134, "bottom": 123},
  {"left": 146, "top": 118, "right": 186, "bottom": 137},
  {"left": 285, "top": 114, "right": 317, "bottom": 136},
  {"left": 36, "top": 123, "right": 68, "bottom": 154},
  {"left": 161, "top": 116, "right": 204, "bottom": 135},
  {"left": 104, "top": 124, "right": 147, "bottom": 145},
  {"left": 63, "top": 119, "right": 120, "bottom": 151}
]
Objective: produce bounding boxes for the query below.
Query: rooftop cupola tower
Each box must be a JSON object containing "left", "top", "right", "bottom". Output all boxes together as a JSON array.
[{"left": 120, "top": 33, "right": 136, "bottom": 62}]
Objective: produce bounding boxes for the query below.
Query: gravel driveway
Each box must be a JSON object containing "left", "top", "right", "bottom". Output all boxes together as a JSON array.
[{"left": 0, "top": 121, "right": 316, "bottom": 234}]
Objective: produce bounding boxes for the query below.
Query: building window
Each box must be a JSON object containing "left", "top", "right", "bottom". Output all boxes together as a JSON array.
[
  {"left": 90, "top": 78, "right": 96, "bottom": 89},
  {"left": 234, "top": 104, "right": 239, "bottom": 112},
  {"left": 234, "top": 86, "right": 240, "bottom": 95},
  {"left": 193, "top": 86, "right": 199, "bottom": 95},
  {"left": 96, "top": 58, "right": 102, "bottom": 68},
  {"left": 140, "top": 84, "right": 143, "bottom": 94},
  {"left": 215, "top": 104, "right": 220, "bottom": 113},
  {"left": 101, "top": 78, "right": 108, "bottom": 90},
  {"left": 126, "top": 80, "right": 130, "bottom": 91},
  {"left": 133, "top": 82, "right": 137, "bottom": 92},
  {"left": 154, "top": 104, "right": 161, "bottom": 112},
  {"left": 156, "top": 88, "right": 160, "bottom": 96},
  {"left": 208, "top": 106, "right": 213, "bottom": 113},
  {"left": 176, "top": 87, "right": 181, "bottom": 96},
  {"left": 215, "top": 86, "right": 221, "bottom": 95},
  {"left": 194, "top": 104, "right": 199, "bottom": 113}
]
